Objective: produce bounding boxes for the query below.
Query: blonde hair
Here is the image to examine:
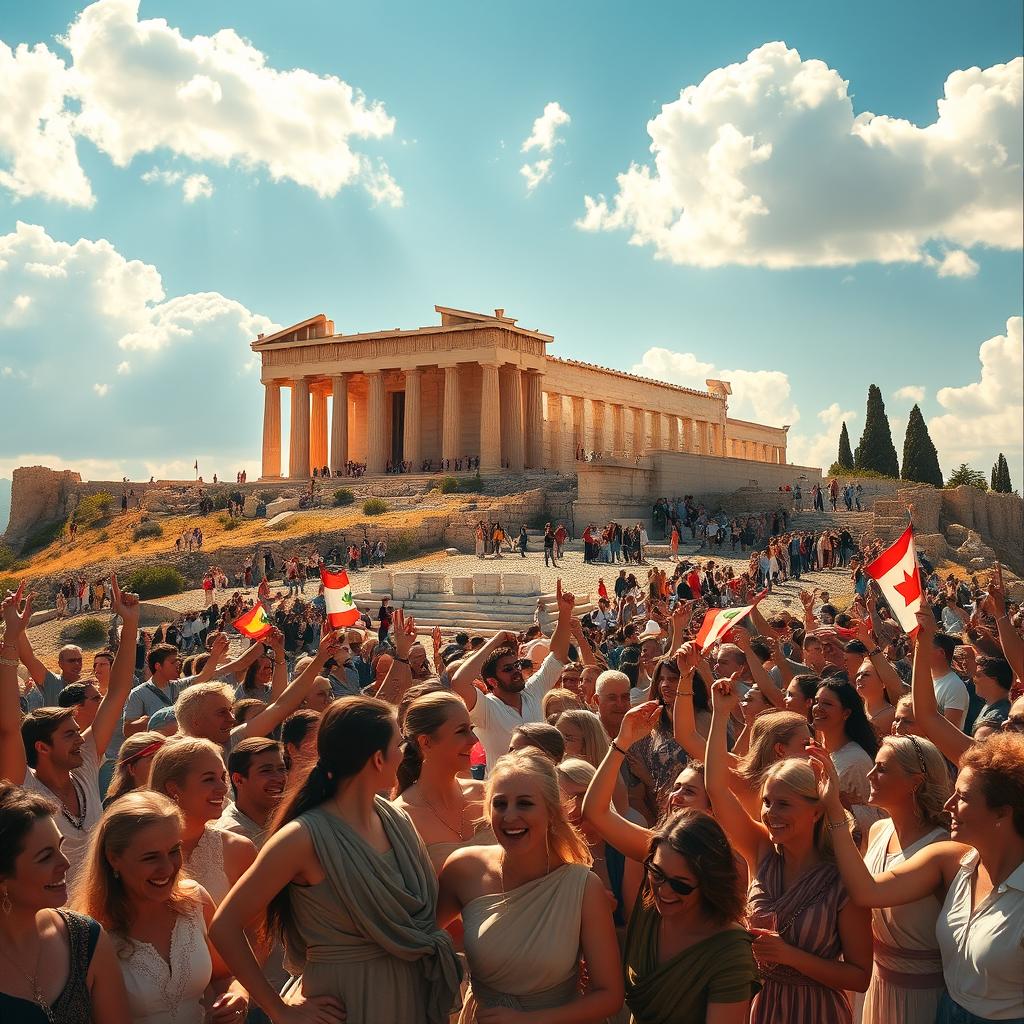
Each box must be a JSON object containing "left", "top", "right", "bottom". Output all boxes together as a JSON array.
[
  {"left": 71, "top": 791, "right": 198, "bottom": 953},
  {"left": 105, "top": 731, "right": 166, "bottom": 805},
  {"left": 542, "top": 688, "right": 584, "bottom": 720},
  {"left": 149, "top": 737, "right": 225, "bottom": 802},
  {"left": 174, "top": 682, "right": 234, "bottom": 737},
  {"left": 734, "top": 711, "right": 810, "bottom": 784},
  {"left": 880, "top": 735, "right": 951, "bottom": 828},
  {"left": 761, "top": 757, "right": 852, "bottom": 860},
  {"left": 555, "top": 757, "right": 596, "bottom": 790},
  {"left": 486, "top": 750, "right": 592, "bottom": 867},
  {"left": 555, "top": 709, "right": 611, "bottom": 768}
]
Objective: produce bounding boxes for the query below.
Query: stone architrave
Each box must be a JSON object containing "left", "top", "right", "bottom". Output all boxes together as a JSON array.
[
  {"left": 330, "top": 373, "right": 349, "bottom": 472},
  {"left": 441, "top": 364, "right": 461, "bottom": 464},
  {"left": 288, "top": 377, "right": 311, "bottom": 479},
  {"left": 480, "top": 362, "right": 501, "bottom": 471},
  {"left": 262, "top": 382, "right": 282, "bottom": 478},
  {"left": 366, "top": 371, "right": 387, "bottom": 475},
  {"left": 524, "top": 370, "right": 544, "bottom": 469},
  {"left": 403, "top": 367, "right": 422, "bottom": 468},
  {"left": 310, "top": 388, "right": 328, "bottom": 470}
]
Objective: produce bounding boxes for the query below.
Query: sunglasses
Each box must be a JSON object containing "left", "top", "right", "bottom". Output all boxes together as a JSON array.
[{"left": 644, "top": 857, "right": 697, "bottom": 897}]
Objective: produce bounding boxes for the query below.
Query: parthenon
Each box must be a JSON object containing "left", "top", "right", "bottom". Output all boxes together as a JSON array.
[{"left": 253, "top": 305, "right": 790, "bottom": 479}]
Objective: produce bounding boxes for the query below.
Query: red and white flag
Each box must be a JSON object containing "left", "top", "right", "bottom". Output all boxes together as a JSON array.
[
  {"left": 321, "top": 567, "right": 361, "bottom": 628},
  {"left": 865, "top": 524, "right": 923, "bottom": 636},
  {"left": 695, "top": 605, "right": 754, "bottom": 652}
]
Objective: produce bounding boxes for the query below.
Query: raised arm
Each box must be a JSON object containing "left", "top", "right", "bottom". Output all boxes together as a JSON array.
[
  {"left": 192, "top": 632, "right": 232, "bottom": 685},
  {"left": 799, "top": 588, "right": 818, "bottom": 632},
  {"left": 581, "top": 702, "right": 659, "bottom": 861},
  {"left": 548, "top": 579, "right": 576, "bottom": 665},
  {"left": 1, "top": 585, "right": 31, "bottom": 782},
  {"left": 375, "top": 610, "right": 415, "bottom": 706},
  {"left": 854, "top": 618, "right": 908, "bottom": 704},
  {"left": 264, "top": 629, "right": 288, "bottom": 703},
  {"left": 88, "top": 575, "right": 139, "bottom": 755},
  {"left": 569, "top": 618, "right": 596, "bottom": 667},
  {"left": 732, "top": 628, "right": 785, "bottom": 709},
  {"left": 672, "top": 643, "right": 711, "bottom": 761},
  {"left": 449, "top": 628, "right": 521, "bottom": 711},
  {"left": 15, "top": 628, "right": 49, "bottom": 688},
  {"left": 910, "top": 611, "right": 971, "bottom": 765},
  {"left": 704, "top": 677, "right": 768, "bottom": 868},
  {"left": 988, "top": 563, "right": 1024, "bottom": 681}
]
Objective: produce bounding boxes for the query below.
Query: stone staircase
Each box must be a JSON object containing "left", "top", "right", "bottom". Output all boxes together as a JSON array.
[{"left": 788, "top": 509, "right": 876, "bottom": 537}]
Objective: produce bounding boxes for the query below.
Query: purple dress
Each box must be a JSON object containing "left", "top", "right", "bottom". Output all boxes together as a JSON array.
[{"left": 747, "top": 850, "right": 852, "bottom": 1024}]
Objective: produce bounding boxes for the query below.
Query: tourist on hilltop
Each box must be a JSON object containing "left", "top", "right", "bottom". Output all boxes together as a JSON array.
[
  {"left": 0, "top": 780, "right": 130, "bottom": 1021},
  {"left": 211, "top": 696, "right": 461, "bottom": 1024},
  {"left": 517, "top": 523, "right": 528, "bottom": 558},
  {"left": 543, "top": 521, "right": 558, "bottom": 566},
  {"left": 554, "top": 520, "right": 568, "bottom": 558},
  {"left": 437, "top": 750, "right": 623, "bottom": 1021},
  {"left": 1, "top": 579, "right": 139, "bottom": 889}
]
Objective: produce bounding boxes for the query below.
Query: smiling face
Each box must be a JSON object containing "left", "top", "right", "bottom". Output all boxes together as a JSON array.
[
  {"left": 867, "top": 742, "right": 920, "bottom": 811},
  {"left": 166, "top": 749, "right": 229, "bottom": 824},
  {"left": 556, "top": 719, "right": 585, "bottom": 759},
  {"left": 58, "top": 646, "right": 84, "bottom": 684},
  {"left": 1, "top": 816, "right": 70, "bottom": 912},
  {"left": 594, "top": 679, "right": 631, "bottom": 734},
  {"left": 489, "top": 769, "right": 550, "bottom": 855},
  {"left": 72, "top": 683, "right": 103, "bottom": 730},
  {"left": 667, "top": 766, "right": 710, "bottom": 812},
  {"left": 197, "top": 693, "right": 235, "bottom": 745},
  {"left": 784, "top": 681, "right": 813, "bottom": 718},
  {"left": 646, "top": 843, "right": 699, "bottom": 919},
  {"left": 41, "top": 716, "right": 85, "bottom": 771},
  {"left": 760, "top": 775, "right": 819, "bottom": 846},
  {"left": 234, "top": 749, "right": 288, "bottom": 818},
  {"left": 854, "top": 659, "right": 884, "bottom": 702},
  {"left": 740, "top": 685, "right": 769, "bottom": 725},
  {"left": 110, "top": 817, "right": 184, "bottom": 907},
  {"left": 812, "top": 687, "right": 849, "bottom": 734},
  {"left": 420, "top": 702, "right": 477, "bottom": 775},
  {"left": 490, "top": 653, "right": 525, "bottom": 695},
  {"left": 944, "top": 767, "right": 998, "bottom": 846}
]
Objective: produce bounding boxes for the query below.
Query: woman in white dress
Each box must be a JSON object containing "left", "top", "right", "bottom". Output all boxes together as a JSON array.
[
  {"left": 73, "top": 790, "right": 247, "bottom": 1024},
  {"left": 149, "top": 738, "right": 256, "bottom": 905}
]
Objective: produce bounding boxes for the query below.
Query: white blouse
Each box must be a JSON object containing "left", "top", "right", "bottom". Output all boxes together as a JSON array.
[{"left": 936, "top": 850, "right": 1024, "bottom": 1020}]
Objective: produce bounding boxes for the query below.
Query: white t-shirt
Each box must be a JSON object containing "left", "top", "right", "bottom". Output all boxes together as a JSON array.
[
  {"left": 932, "top": 669, "right": 969, "bottom": 717},
  {"left": 22, "top": 737, "right": 103, "bottom": 889},
  {"left": 469, "top": 653, "right": 564, "bottom": 773}
]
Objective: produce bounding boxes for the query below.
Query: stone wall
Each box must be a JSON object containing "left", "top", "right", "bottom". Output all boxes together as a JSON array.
[{"left": 4, "top": 467, "right": 82, "bottom": 549}]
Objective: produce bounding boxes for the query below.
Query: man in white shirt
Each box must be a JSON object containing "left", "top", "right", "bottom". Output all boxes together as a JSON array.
[
  {"left": 929, "top": 630, "right": 969, "bottom": 730},
  {"left": 451, "top": 580, "right": 575, "bottom": 773}
]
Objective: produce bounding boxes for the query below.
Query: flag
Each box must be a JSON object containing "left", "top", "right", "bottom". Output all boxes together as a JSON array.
[
  {"left": 695, "top": 605, "right": 754, "bottom": 652},
  {"left": 322, "top": 567, "right": 361, "bottom": 628},
  {"left": 865, "top": 524, "right": 923, "bottom": 636},
  {"left": 233, "top": 603, "right": 272, "bottom": 640}
]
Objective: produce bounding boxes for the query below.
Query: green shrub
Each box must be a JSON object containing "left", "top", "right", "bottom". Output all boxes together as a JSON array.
[
  {"left": 363, "top": 497, "right": 388, "bottom": 516},
  {"left": 333, "top": 488, "right": 355, "bottom": 507},
  {"left": 826, "top": 464, "right": 898, "bottom": 481},
  {"left": 60, "top": 617, "right": 108, "bottom": 646},
  {"left": 0, "top": 545, "right": 15, "bottom": 571},
  {"left": 386, "top": 531, "right": 419, "bottom": 559},
  {"left": 97, "top": 530, "right": 109, "bottom": 542},
  {"left": 125, "top": 565, "right": 184, "bottom": 599},
  {"left": 23, "top": 519, "right": 64, "bottom": 553},
  {"left": 459, "top": 472, "right": 483, "bottom": 493},
  {"left": 217, "top": 513, "right": 241, "bottom": 530},
  {"left": 211, "top": 488, "right": 231, "bottom": 511},
  {"left": 0, "top": 575, "right": 21, "bottom": 597},
  {"left": 73, "top": 491, "right": 114, "bottom": 528},
  {"left": 268, "top": 516, "right": 295, "bottom": 532},
  {"left": 438, "top": 476, "right": 459, "bottom": 494},
  {"left": 132, "top": 521, "right": 164, "bottom": 542}
]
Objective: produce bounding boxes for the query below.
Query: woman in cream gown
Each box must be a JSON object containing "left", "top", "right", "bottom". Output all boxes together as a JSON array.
[{"left": 437, "top": 750, "right": 624, "bottom": 1023}]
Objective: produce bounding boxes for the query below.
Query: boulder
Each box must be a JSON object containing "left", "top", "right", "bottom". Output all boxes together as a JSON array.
[
  {"left": 243, "top": 495, "right": 261, "bottom": 519},
  {"left": 266, "top": 497, "right": 300, "bottom": 518},
  {"left": 445, "top": 548, "right": 460, "bottom": 556}
]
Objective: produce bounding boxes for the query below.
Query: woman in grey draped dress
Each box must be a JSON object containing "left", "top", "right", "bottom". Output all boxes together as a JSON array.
[{"left": 211, "top": 695, "right": 462, "bottom": 1024}]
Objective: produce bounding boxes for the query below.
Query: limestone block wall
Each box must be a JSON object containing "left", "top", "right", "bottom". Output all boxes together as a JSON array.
[
  {"left": 940, "top": 486, "right": 1024, "bottom": 573},
  {"left": 4, "top": 467, "right": 83, "bottom": 549}
]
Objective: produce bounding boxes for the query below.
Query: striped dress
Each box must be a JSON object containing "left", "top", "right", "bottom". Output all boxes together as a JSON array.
[{"left": 748, "top": 851, "right": 852, "bottom": 1024}]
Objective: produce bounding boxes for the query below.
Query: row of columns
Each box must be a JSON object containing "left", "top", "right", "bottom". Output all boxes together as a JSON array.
[
  {"left": 728, "top": 439, "right": 786, "bottom": 463},
  {"left": 262, "top": 363, "right": 546, "bottom": 479}
]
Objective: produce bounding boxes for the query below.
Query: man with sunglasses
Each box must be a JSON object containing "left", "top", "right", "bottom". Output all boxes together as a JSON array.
[{"left": 451, "top": 579, "right": 575, "bottom": 774}]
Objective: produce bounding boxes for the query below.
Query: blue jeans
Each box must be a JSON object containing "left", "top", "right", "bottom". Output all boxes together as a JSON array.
[
  {"left": 936, "top": 992, "right": 1024, "bottom": 1024},
  {"left": 790, "top": 553, "right": 801, "bottom": 578}
]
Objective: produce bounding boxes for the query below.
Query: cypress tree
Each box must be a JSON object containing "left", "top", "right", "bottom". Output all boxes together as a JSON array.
[
  {"left": 900, "top": 404, "right": 943, "bottom": 486},
  {"left": 992, "top": 452, "right": 1014, "bottom": 493},
  {"left": 837, "top": 422, "right": 854, "bottom": 470},
  {"left": 991, "top": 460, "right": 1000, "bottom": 491},
  {"left": 854, "top": 384, "right": 899, "bottom": 477}
]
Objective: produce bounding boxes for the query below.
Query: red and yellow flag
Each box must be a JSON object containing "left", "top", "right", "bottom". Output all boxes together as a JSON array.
[{"left": 233, "top": 603, "right": 272, "bottom": 640}]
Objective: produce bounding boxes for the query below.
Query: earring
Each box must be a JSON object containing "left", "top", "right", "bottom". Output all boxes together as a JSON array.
[
  {"left": 1, "top": 889, "right": 11, "bottom": 914},
  {"left": 113, "top": 869, "right": 120, "bottom": 880}
]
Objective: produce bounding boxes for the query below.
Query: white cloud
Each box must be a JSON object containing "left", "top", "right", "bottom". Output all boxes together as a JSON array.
[
  {"left": 0, "top": 0, "right": 402, "bottom": 206},
  {"left": 893, "top": 385, "right": 925, "bottom": 402},
  {"left": 934, "top": 249, "right": 980, "bottom": 278},
  {"left": 787, "top": 403, "right": 858, "bottom": 470},
  {"left": 930, "top": 316, "right": 1023, "bottom": 477},
  {"left": 520, "top": 101, "right": 570, "bottom": 192},
  {"left": 520, "top": 158, "right": 553, "bottom": 192},
  {"left": 0, "top": 41, "right": 93, "bottom": 206},
  {"left": 0, "top": 222, "right": 278, "bottom": 467},
  {"left": 579, "top": 43, "right": 1022, "bottom": 273},
  {"left": 631, "top": 347, "right": 799, "bottom": 427},
  {"left": 141, "top": 167, "right": 213, "bottom": 202},
  {"left": 522, "top": 101, "right": 571, "bottom": 153}
]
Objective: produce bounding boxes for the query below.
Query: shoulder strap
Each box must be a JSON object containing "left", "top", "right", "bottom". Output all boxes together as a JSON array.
[{"left": 145, "top": 683, "right": 173, "bottom": 705}]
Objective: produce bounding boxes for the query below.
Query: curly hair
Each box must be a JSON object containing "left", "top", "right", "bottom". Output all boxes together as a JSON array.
[{"left": 959, "top": 732, "right": 1024, "bottom": 836}]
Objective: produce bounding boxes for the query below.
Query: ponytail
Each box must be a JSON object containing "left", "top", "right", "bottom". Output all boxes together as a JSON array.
[
  {"left": 396, "top": 740, "right": 424, "bottom": 794},
  {"left": 395, "top": 691, "right": 465, "bottom": 795}
]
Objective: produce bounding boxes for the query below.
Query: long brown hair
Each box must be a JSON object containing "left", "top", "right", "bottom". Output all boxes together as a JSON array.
[
  {"left": 397, "top": 691, "right": 465, "bottom": 794},
  {"left": 71, "top": 791, "right": 198, "bottom": 953},
  {"left": 734, "top": 711, "right": 809, "bottom": 784},
  {"left": 104, "top": 731, "right": 165, "bottom": 805}
]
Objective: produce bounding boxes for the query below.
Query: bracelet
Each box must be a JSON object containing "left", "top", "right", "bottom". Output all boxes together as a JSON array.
[
  {"left": 677, "top": 691, "right": 694, "bottom": 697},
  {"left": 0, "top": 657, "right": 18, "bottom": 668},
  {"left": 868, "top": 647, "right": 881, "bottom": 657},
  {"left": 611, "top": 742, "right": 628, "bottom": 757},
  {"left": 825, "top": 819, "right": 847, "bottom": 831}
]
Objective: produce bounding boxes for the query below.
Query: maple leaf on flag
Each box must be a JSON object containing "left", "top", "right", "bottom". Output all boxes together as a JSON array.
[{"left": 894, "top": 569, "right": 922, "bottom": 606}]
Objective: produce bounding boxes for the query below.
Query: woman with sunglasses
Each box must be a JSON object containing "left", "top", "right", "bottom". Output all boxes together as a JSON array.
[{"left": 582, "top": 701, "right": 758, "bottom": 1023}]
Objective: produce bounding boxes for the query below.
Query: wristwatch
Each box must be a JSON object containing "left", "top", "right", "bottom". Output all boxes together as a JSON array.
[{"left": 868, "top": 646, "right": 882, "bottom": 657}]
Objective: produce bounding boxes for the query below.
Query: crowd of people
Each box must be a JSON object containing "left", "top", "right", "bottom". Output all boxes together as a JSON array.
[{"left": 1, "top": 524, "right": 1022, "bottom": 1023}]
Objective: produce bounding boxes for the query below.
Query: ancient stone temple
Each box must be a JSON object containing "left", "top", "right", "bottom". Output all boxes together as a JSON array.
[{"left": 253, "top": 305, "right": 790, "bottom": 479}]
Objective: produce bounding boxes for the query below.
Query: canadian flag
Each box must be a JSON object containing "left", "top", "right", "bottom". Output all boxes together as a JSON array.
[
  {"left": 865, "top": 524, "right": 923, "bottom": 635},
  {"left": 321, "top": 567, "right": 361, "bottom": 628},
  {"left": 695, "top": 605, "right": 755, "bottom": 652}
]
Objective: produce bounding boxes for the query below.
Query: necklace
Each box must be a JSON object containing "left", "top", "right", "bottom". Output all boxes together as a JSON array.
[
  {"left": 419, "top": 789, "right": 466, "bottom": 840},
  {"left": 58, "top": 777, "right": 87, "bottom": 831},
  {"left": 0, "top": 934, "right": 53, "bottom": 1022}
]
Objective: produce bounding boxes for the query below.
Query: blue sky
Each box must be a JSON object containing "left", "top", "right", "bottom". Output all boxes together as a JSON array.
[{"left": 0, "top": 0, "right": 1021, "bottom": 508}]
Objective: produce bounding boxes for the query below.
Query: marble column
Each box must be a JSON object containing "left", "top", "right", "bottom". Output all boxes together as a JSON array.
[
  {"left": 612, "top": 404, "right": 625, "bottom": 454},
  {"left": 261, "top": 381, "right": 281, "bottom": 478},
  {"left": 547, "top": 393, "right": 563, "bottom": 469},
  {"left": 288, "top": 377, "right": 310, "bottom": 479},
  {"left": 591, "top": 399, "right": 606, "bottom": 454},
  {"left": 668, "top": 415, "right": 679, "bottom": 451},
  {"left": 681, "top": 416, "right": 693, "bottom": 453},
  {"left": 330, "top": 373, "right": 349, "bottom": 472},
  {"left": 480, "top": 362, "right": 501, "bottom": 471},
  {"left": 572, "top": 397, "right": 585, "bottom": 458},
  {"left": 524, "top": 370, "right": 544, "bottom": 469},
  {"left": 365, "top": 371, "right": 386, "bottom": 475},
  {"left": 441, "top": 364, "right": 461, "bottom": 464},
  {"left": 310, "top": 387, "right": 328, "bottom": 470},
  {"left": 632, "top": 407, "right": 645, "bottom": 455},
  {"left": 505, "top": 367, "right": 525, "bottom": 471},
  {"left": 650, "top": 410, "right": 662, "bottom": 449},
  {"left": 403, "top": 367, "right": 422, "bottom": 468}
]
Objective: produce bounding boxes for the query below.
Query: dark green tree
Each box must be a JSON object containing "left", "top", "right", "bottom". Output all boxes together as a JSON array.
[
  {"left": 900, "top": 404, "right": 943, "bottom": 486},
  {"left": 990, "top": 452, "right": 1013, "bottom": 493},
  {"left": 854, "top": 385, "right": 899, "bottom": 478},
  {"left": 946, "top": 463, "right": 987, "bottom": 490},
  {"left": 837, "top": 422, "right": 854, "bottom": 470}
]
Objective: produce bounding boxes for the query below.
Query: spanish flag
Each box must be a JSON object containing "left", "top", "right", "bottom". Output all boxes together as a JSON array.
[
  {"left": 321, "top": 567, "right": 361, "bottom": 628},
  {"left": 233, "top": 603, "right": 272, "bottom": 640}
]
